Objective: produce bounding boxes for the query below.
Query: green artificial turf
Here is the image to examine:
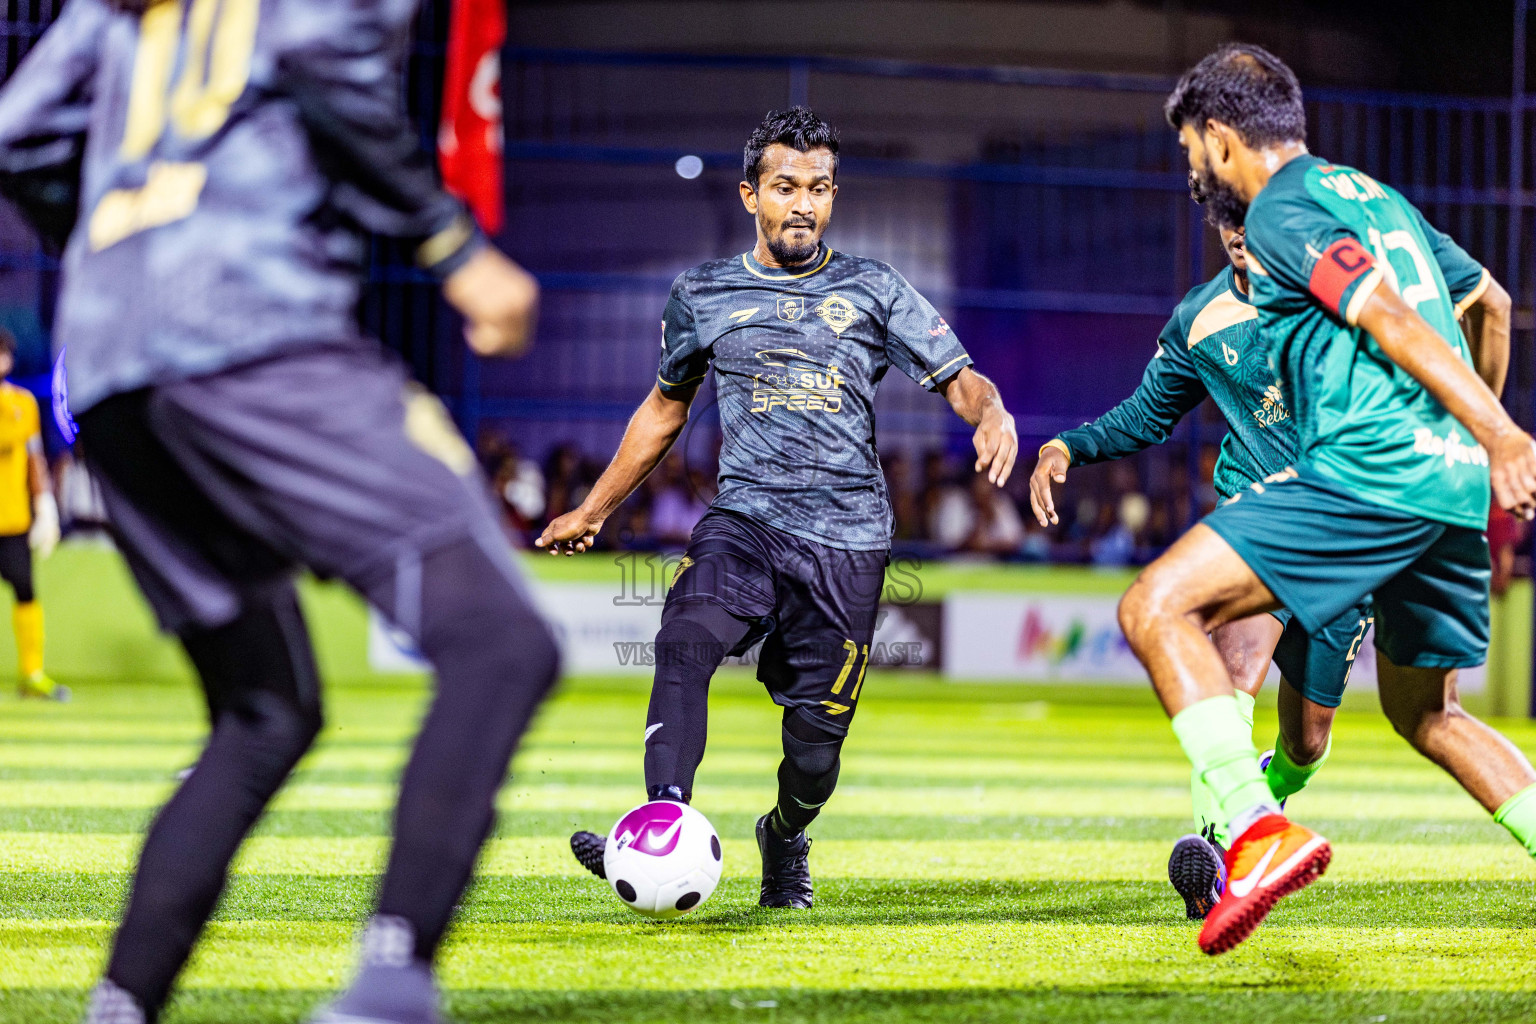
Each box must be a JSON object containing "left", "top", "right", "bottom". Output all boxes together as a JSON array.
[{"left": 2, "top": 671, "right": 1535, "bottom": 1023}]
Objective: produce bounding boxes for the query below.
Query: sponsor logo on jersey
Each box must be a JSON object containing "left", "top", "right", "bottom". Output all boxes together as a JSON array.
[
  {"left": 929, "top": 317, "right": 951, "bottom": 338},
  {"left": 777, "top": 295, "right": 807, "bottom": 321},
  {"left": 750, "top": 347, "right": 844, "bottom": 414},
  {"left": 1412, "top": 427, "right": 1489, "bottom": 468},
  {"left": 1221, "top": 340, "right": 1239, "bottom": 366},
  {"left": 815, "top": 294, "right": 858, "bottom": 335},
  {"left": 1251, "top": 383, "right": 1290, "bottom": 429},
  {"left": 728, "top": 307, "right": 759, "bottom": 323}
]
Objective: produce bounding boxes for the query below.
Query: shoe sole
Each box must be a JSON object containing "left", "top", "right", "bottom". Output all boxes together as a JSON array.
[
  {"left": 1167, "top": 835, "right": 1222, "bottom": 921},
  {"left": 1199, "top": 838, "right": 1331, "bottom": 955},
  {"left": 569, "top": 832, "right": 607, "bottom": 879}
]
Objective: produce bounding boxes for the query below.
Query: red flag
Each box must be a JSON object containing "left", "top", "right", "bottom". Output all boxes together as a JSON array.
[{"left": 439, "top": 0, "right": 505, "bottom": 234}]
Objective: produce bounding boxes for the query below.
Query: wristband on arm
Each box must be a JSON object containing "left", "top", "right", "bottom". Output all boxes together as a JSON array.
[{"left": 1039, "top": 439, "right": 1072, "bottom": 465}]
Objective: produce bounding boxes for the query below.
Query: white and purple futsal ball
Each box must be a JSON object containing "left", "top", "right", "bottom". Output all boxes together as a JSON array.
[{"left": 604, "top": 800, "right": 723, "bottom": 919}]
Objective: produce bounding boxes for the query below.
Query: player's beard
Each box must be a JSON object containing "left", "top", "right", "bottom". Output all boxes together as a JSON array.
[
  {"left": 765, "top": 219, "right": 821, "bottom": 266},
  {"left": 1191, "top": 164, "right": 1249, "bottom": 230}
]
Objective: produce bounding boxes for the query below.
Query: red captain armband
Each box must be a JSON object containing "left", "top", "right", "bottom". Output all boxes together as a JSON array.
[{"left": 1307, "top": 237, "right": 1377, "bottom": 318}]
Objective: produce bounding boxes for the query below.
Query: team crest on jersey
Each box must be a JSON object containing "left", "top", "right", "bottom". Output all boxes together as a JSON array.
[
  {"left": 777, "top": 295, "right": 807, "bottom": 321},
  {"left": 815, "top": 295, "right": 858, "bottom": 335}
]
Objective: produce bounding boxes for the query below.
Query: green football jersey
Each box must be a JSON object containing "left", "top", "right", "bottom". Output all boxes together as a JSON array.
[
  {"left": 1244, "top": 155, "right": 1492, "bottom": 530},
  {"left": 1056, "top": 266, "right": 1295, "bottom": 500}
]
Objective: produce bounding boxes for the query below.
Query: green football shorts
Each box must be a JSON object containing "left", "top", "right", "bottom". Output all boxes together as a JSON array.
[
  {"left": 1206, "top": 464, "right": 1490, "bottom": 671},
  {"left": 1268, "top": 604, "right": 1373, "bottom": 708}
]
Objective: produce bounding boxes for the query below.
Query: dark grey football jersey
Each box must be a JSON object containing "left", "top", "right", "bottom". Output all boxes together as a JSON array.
[
  {"left": 660, "top": 246, "right": 971, "bottom": 550},
  {"left": 0, "top": 0, "right": 478, "bottom": 414}
]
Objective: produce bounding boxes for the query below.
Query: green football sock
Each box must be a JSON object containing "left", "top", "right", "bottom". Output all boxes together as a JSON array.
[
  {"left": 1265, "top": 734, "right": 1331, "bottom": 804},
  {"left": 1494, "top": 782, "right": 1536, "bottom": 859},
  {"left": 1189, "top": 690, "right": 1256, "bottom": 845},
  {"left": 1173, "top": 694, "right": 1276, "bottom": 844}
]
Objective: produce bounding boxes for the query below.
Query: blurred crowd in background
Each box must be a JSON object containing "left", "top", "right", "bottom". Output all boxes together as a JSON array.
[
  {"left": 474, "top": 428, "right": 1532, "bottom": 578},
  {"left": 480, "top": 427, "right": 1227, "bottom": 566},
  {"left": 34, "top": 417, "right": 1531, "bottom": 581}
]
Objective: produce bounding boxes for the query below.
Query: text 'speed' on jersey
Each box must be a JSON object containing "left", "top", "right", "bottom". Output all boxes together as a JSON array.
[
  {"left": 1244, "top": 156, "right": 1492, "bottom": 530},
  {"left": 659, "top": 247, "right": 972, "bottom": 551},
  {"left": 0, "top": 0, "right": 483, "bottom": 415},
  {"left": 1057, "top": 266, "right": 1296, "bottom": 500}
]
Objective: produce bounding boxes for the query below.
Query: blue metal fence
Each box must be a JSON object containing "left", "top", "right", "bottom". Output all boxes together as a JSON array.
[{"left": 0, "top": 6, "right": 1532, "bottom": 520}]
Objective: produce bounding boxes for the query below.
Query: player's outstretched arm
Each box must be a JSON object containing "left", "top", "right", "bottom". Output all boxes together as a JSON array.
[
  {"left": 938, "top": 367, "right": 1018, "bottom": 486},
  {"left": 1356, "top": 286, "right": 1536, "bottom": 518},
  {"left": 535, "top": 384, "right": 697, "bottom": 555},
  {"left": 1460, "top": 275, "right": 1513, "bottom": 397}
]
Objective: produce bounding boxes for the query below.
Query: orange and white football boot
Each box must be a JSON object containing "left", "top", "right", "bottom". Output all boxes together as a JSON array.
[{"left": 1197, "top": 812, "right": 1330, "bottom": 955}]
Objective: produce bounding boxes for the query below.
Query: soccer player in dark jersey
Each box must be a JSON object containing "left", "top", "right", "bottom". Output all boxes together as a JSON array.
[
  {"left": 1122, "top": 43, "right": 1536, "bottom": 955},
  {"left": 537, "top": 107, "right": 1018, "bottom": 908},
  {"left": 1028, "top": 187, "right": 1382, "bottom": 920},
  {"left": 0, "top": 3, "right": 560, "bottom": 1023}
]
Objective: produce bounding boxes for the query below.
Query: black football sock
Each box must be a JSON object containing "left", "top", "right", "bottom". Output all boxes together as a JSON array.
[
  {"left": 642, "top": 602, "right": 750, "bottom": 801},
  {"left": 107, "top": 587, "right": 322, "bottom": 1020},
  {"left": 772, "top": 709, "right": 844, "bottom": 837},
  {"left": 372, "top": 536, "right": 560, "bottom": 962}
]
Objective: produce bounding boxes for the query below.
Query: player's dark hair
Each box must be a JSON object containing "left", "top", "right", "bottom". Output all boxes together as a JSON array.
[
  {"left": 742, "top": 107, "right": 840, "bottom": 189},
  {"left": 1165, "top": 43, "right": 1307, "bottom": 148},
  {"left": 0, "top": 329, "right": 15, "bottom": 357}
]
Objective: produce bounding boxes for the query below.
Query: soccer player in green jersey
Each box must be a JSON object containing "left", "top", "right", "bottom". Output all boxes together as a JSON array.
[
  {"left": 1121, "top": 43, "right": 1536, "bottom": 956},
  {"left": 1028, "top": 188, "right": 1372, "bottom": 920}
]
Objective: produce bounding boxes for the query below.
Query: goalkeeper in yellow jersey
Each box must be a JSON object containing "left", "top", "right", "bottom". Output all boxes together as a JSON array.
[{"left": 0, "top": 330, "right": 62, "bottom": 700}]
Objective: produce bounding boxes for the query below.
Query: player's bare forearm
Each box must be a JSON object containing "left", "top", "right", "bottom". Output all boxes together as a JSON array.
[
  {"left": 1462, "top": 276, "right": 1512, "bottom": 397},
  {"left": 535, "top": 384, "right": 695, "bottom": 554},
  {"left": 1359, "top": 287, "right": 1514, "bottom": 448},
  {"left": 585, "top": 387, "right": 693, "bottom": 517},
  {"left": 1357, "top": 286, "right": 1536, "bottom": 516},
  {"left": 939, "top": 367, "right": 1019, "bottom": 485}
]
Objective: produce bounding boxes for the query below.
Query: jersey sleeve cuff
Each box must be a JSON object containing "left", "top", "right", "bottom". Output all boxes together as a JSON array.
[
  {"left": 1341, "top": 266, "right": 1384, "bottom": 327},
  {"left": 415, "top": 212, "right": 487, "bottom": 281},
  {"left": 916, "top": 352, "right": 973, "bottom": 391},
  {"left": 657, "top": 370, "right": 708, "bottom": 392},
  {"left": 1039, "top": 438, "right": 1072, "bottom": 465},
  {"left": 1453, "top": 268, "right": 1492, "bottom": 321}
]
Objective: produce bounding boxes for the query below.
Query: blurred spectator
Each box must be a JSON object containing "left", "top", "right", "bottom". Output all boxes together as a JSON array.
[
  {"left": 494, "top": 434, "right": 1231, "bottom": 564},
  {"left": 1488, "top": 504, "right": 1527, "bottom": 597},
  {"left": 497, "top": 443, "right": 546, "bottom": 534},
  {"left": 919, "top": 450, "right": 953, "bottom": 541},
  {"left": 475, "top": 427, "right": 512, "bottom": 476},
  {"left": 932, "top": 472, "right": 1024, "bottom": 555},
  {"left": 883, "top": 451, "right": 922, "bottom": 541},
  {"left": 650, "top": 454, "right": 708, "bottom": 547},
  {"left": 1019, "top": 514, "right": 1053, "bottom": 562},
  {"left": 1091, "top": 492, "right": 1151, "bottom": 567},
  {"left": 543, "top": 443, "right": 586, "bottom": 524}
]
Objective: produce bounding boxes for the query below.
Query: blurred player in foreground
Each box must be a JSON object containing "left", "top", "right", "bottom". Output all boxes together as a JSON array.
[
  {"left": 0, "top": 2, "right": 556, "bottom": 1022},
  {"left": 1122, "top": 42, "right": 1536, "bottom": 956},
  {"left": 0, "top": 329, "right": 63, "bottom": 699},
  {"left": 1028, "top": 186, "right": 1410, "bottom": 919},
  {"left": 539, "top": 107, "right": 1018, "bottom": 908}
]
